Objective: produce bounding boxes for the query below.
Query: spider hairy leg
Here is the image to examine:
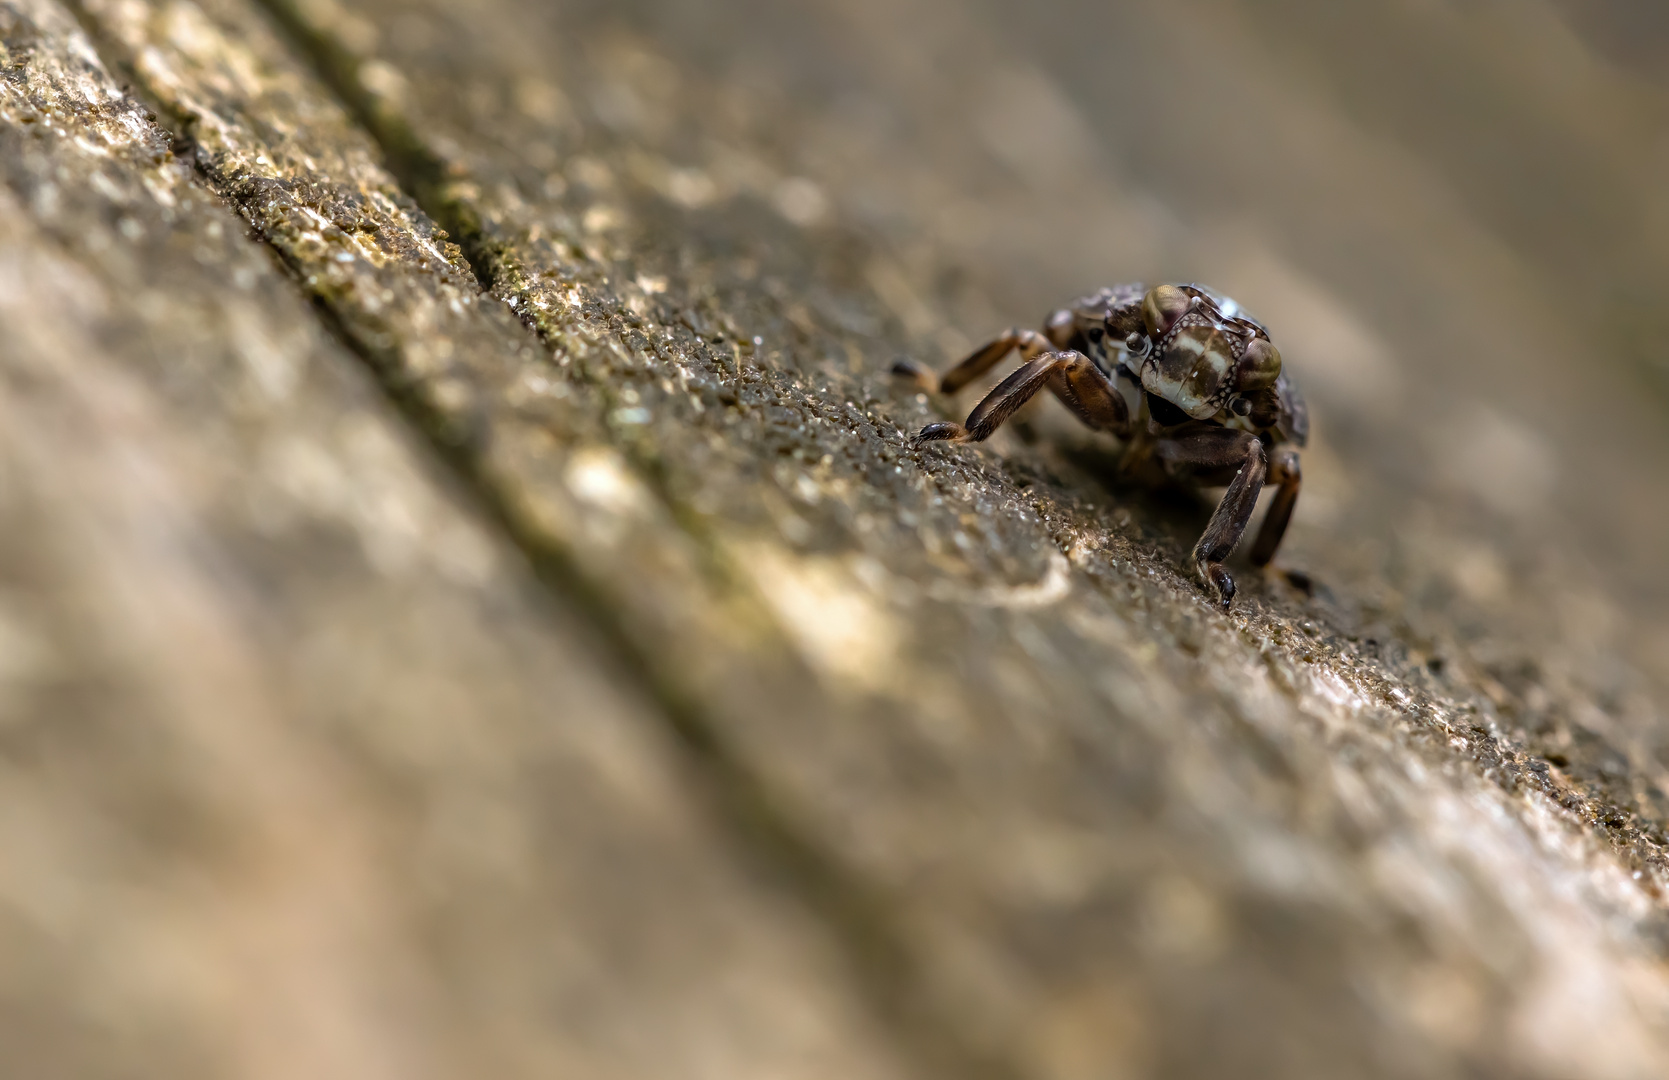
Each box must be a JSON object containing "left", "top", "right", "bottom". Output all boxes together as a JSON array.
[
  {"left": 914, "top": 351, "right": 1064, "bottom": 443},
  {"left": 913, "top": 349, "right": 1121, "bottom": 444},
  {"left": 1156, "top": 426, "right": 1269, "bottom": 610},
  {"left": 1249, "top": 446, "right": 1301, "bottom": 567},
  {"left": 894, "top": 308, "right": 1077, "bottom": 395}
]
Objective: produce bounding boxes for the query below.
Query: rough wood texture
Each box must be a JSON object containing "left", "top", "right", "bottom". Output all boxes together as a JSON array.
[
  {"left": 5, "top": 0, "right": 1669, "bottom": 1077},
  {"left": 0, "top": 4, "right": 903, "bottom": 1078}
]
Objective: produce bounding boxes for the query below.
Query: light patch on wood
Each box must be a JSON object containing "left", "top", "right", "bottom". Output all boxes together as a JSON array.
[
  {"left": 1448, "top": 542, "right": 1509, "bottom": 603},
  {"left": 564, "top": 446, "right": 651, "bottom": 519},
  {"left": 357, "top": 59, "right": 408, "bottom": 105},
  {"left": 979, "top": 550, "right": 1072, "bottom": 609},
  {"left": 741, "top": 544, "right": 901, "bottom": 692},
  {"left": 773, "top": 177, "right": 829, "bottom": 227}
]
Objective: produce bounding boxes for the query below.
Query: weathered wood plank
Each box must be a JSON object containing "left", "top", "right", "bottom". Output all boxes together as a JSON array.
[
  {"left": 65, "top": 0, "right": 1669, "bottom": 1077},
  {"left": 13, "top": 0, "right": 1669, "bottom": 1077},
  {"left": 0, "top": 4, "right": 911, "bottom": 1077}
]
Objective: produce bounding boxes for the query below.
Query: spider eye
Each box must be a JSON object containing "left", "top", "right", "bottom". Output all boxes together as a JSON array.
[
  {"left": 1141, "top": 285, "right": 1191, "bottom": 337},
  {"left": 1235, "top": 337, "right": 1282, "bottom": 391}
]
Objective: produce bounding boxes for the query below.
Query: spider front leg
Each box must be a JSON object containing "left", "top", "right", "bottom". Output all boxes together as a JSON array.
[
  {"left": 1248, "top": 446, "right": 1301, "bottom": 567},
  {"left": 1155, "top": 426, "right": 1269, "bottom": 609},
  {"left": 892, "top": 308, "right": 1076, "bottom": 393},
  {"left": 914, "top": 349, "right": 1127, "bottom": 443}
]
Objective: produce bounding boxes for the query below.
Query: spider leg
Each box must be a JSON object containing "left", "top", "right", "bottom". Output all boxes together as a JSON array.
[
  {"left": 1155, "top": 426, "right": 1268, "bottom": 609},
  {"left": 942, "top": 327, "right": 1052, "bottom": 393},
  {"left": 915, "top": 350, "right": 1062, "bottom": 443},
  {"left": 888, "top": 357, "right": 940, "bottom": 393},
  {"left": 1047, "top": 353, "right": 1131, "bottom": 437},
  {"left": 1248, "top": 446, "right": 1301, "bottom": 567},
  {"left": 892, "top": 308, "right": 1076, "bottom": 394},
  {"left": 914, "top": 349, "right": 1120, "bottom": 444}
]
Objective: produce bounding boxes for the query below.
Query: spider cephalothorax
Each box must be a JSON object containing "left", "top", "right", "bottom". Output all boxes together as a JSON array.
[
  {"left": 1135, "top": 283, "right": 1283, "bottom": 420},
  {"left": 894, "top": 283, "right": 1308, "bottom": 610}
]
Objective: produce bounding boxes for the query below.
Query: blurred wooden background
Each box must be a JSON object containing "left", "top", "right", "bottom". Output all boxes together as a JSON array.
[{"left": 3, "top": 0, "right": 1669, "bottom": 1077}]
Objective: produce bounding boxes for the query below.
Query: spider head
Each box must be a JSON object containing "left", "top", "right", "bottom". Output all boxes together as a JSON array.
[{"left": 1137, "top": 285, "right": 1282, "bottom": 421}]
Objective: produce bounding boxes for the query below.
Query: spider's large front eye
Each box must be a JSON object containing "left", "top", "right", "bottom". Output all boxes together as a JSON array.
[
  {"left": 1235, "top": 337, "right": 1282, "bottom": 391},
  {"left": 1141, "top": 285, "right": 1191, "bottom": 337}
]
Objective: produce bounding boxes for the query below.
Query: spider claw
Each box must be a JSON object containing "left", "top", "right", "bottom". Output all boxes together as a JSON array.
[
  {"left": 1205, "top": 564, "right": 1236, "bottom": 610},
  {"left": 914, "top": 422, "right": 965, "bottom": 444}
]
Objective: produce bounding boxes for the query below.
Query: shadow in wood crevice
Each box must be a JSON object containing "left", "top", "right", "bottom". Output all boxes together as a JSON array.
[{"left": 242, "top": 0, "right": 495, "bottom": 293}]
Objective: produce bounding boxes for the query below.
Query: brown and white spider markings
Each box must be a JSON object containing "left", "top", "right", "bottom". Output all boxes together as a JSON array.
[{"left": 895, "top": 283, "right": 1309, "bottom": 610}]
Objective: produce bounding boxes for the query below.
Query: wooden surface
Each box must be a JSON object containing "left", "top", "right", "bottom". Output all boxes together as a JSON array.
[{"left": 4, "top": 0, "right": 1669, "bottom": 1076}]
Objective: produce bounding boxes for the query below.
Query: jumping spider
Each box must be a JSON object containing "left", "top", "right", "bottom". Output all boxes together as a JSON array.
[{"left": 895, "top": 283, "right": 1308, "bottom": 610}]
